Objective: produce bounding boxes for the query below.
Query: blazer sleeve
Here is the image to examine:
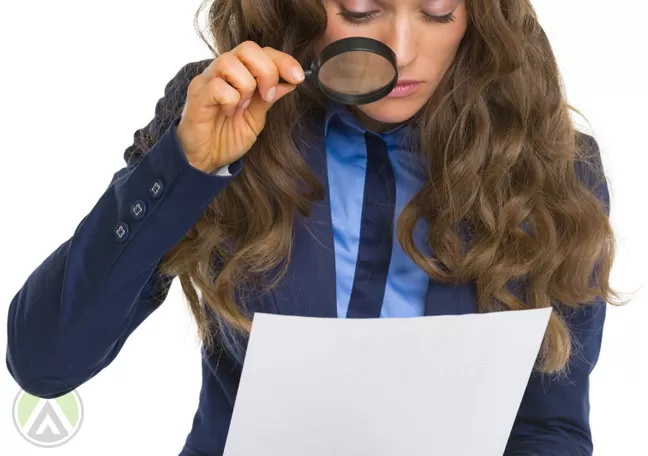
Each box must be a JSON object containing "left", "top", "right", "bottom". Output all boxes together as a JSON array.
[
  {"left": 5, "top": 58, "right": 242, "bottom": 399},
  {"left": 505, "top": 134, "right": 610, "bottom": 456}
]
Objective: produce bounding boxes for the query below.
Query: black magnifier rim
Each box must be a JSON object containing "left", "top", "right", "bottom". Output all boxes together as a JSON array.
[{"left": 312, "top": 36, "right": 399, "bottom": 105}]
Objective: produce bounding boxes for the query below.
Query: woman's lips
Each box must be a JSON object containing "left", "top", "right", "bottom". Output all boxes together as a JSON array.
[{"left": 387, "top": 80, "right": 423, "bottom": 98}]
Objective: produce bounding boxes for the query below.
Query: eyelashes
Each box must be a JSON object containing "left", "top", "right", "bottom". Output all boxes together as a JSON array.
[
  {"left": 338, "top": 10, "right": 375, "bottom": 23},
  {"left": 422, "top": 12, "right": 456, "bottom": 24},
  {"left": 337, "top": 9, "right": 456, "bottom": 25}
]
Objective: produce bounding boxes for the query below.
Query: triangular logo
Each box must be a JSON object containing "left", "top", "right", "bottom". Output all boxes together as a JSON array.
[{"left": 27, "top": 402, "right": 69, "bottom": 443}]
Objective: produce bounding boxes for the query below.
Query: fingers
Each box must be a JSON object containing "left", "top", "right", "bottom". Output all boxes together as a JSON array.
[
  {"left": 214, "top": 51, "right": 259, "bottom": 107},
  {"left": 240, "top": 45, "right": 306, "bottom": 121},
  {"left": 193, "top": 41, "right": 306, "bottom": 121},
  {"left": 260, "top": 46, "right": 305, "bottom": 86},
  {"left": 203, "top": 77, "right": 241, "bottom": 117},
  {"left": 232, "top": 41, "right": 280, "bottom": 105}
]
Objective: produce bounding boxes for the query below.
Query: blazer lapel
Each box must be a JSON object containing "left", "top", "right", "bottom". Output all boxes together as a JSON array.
[
  {"left": 270, "top": 111, "right": 338, "bottom": 318},
  {"left": 267, "top": 110, "right": 479, "bottom": 320}
]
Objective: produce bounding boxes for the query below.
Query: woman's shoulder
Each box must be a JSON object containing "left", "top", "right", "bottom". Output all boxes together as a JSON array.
[
  {"left": 158, "top": 58, "right": 215, "bottom": 111},
  {"left": 573, "top": 129, "right": 609, "bottom": 208},
  {"left": 124, "top": 59, "right": 215, "bottom": 166},
  {"left": 169, "top": 58, "right": 214, "bottom": 88}
]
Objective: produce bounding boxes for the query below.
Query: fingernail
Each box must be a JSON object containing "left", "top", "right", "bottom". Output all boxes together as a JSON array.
[
  {"left": 266, "top": 86, "right": 277, "bottom": 102},
  {"left": 242, "top": 98, "right": 251, "bottom": 109},
  {"left": 293, "top": 67, "right": 305, "bottom": 82}
]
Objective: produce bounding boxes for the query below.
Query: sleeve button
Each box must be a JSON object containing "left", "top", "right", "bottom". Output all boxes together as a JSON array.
[
  {"left": 130, "top": 200, "right": 147, "bottom": 219},
  {"left": 114, "top": 222, "right": 130, "bottom": 242},
  {"left": 149, "top": 179, "right": 164, "bottom": 199}
]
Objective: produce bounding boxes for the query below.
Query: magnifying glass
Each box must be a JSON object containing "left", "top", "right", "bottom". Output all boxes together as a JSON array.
[{"left": 279, "top": 37, "right": 398, "bottom": 106}]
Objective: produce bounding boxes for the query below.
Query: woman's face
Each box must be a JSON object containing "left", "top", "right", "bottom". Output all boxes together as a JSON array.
[{"left": 314, "top": 0, "right": 468, "bottom": 131}]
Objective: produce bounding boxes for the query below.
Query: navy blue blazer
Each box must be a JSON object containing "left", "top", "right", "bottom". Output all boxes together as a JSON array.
[{"left": 6, "top": 59, "right": 609, "bottom": 456}]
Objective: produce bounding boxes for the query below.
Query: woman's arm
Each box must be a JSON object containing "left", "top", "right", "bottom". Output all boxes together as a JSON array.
[
  {"left": 505, "top": 299, "right": 606, "bottom": 456},
  {"left": 5, "top": 60, "right": 241, "bottom": 399}
]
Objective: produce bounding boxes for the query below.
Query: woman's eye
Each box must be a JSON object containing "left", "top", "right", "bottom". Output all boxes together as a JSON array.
[
  {"left": 338, "top": 9, "right": 456, "bottom": 25},
  {"left": 423, "top": 12, "right": 456, "bottom": 24},
  {"left": 338, "top": 9, "right": 378, "bottom": 24}
]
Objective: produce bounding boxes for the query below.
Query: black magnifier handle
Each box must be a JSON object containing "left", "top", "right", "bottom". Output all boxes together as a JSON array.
[{"left": 278, "top": 69, "right": 313, "bottom": 84}]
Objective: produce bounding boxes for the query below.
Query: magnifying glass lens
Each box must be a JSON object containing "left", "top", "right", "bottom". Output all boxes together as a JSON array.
[
  {"left": 278, "top": 37, "right": 398, "bottom": 105},
  {"left": 318, "top": 50, "right": 397, "bottom": 96}
]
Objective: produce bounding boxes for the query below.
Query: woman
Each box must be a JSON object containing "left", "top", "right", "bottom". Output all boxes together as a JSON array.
[{"left": 6, "top": 0, "right": 615, "bottom": 454}]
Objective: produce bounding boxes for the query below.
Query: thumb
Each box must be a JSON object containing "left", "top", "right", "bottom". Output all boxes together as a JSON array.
[{"left": 247, "top": 83, "right": 298, "bottom": 123}]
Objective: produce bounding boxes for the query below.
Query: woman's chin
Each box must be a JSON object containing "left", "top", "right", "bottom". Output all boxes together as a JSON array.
[{"left": 355, "top": 99, "right": 424, "bottom": 129}]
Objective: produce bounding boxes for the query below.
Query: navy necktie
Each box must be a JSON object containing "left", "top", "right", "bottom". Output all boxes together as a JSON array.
[{"left": 346, "top": 132, "right": 396, "bottom": 318}]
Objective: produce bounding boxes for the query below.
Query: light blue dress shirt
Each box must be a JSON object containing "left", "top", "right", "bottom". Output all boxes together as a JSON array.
[{"left": 324, "top": 102, "right": 430, "bottom": 318}]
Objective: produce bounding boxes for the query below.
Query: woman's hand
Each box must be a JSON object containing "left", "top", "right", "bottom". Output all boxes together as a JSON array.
[{"left": 176, "top": 41, "right": 306, "bottom": 173}]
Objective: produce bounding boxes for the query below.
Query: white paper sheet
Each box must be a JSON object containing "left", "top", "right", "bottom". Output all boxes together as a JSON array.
[{"left": 223, "top": 308, "right": 552, "bottom": 456}]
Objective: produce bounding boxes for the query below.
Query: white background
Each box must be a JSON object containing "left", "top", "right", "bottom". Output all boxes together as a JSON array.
[{"left": 0, "top": 0, "right": 646, "bottom": 454}]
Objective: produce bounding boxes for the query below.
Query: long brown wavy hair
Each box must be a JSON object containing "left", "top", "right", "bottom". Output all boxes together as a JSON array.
[{"left": 155, "top": 0, "right": 619, "bottom": 374}]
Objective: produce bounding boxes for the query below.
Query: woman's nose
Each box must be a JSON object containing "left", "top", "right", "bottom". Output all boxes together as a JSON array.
[{"left": 382, "top": 25, "right": 417, "bottom": 72}]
